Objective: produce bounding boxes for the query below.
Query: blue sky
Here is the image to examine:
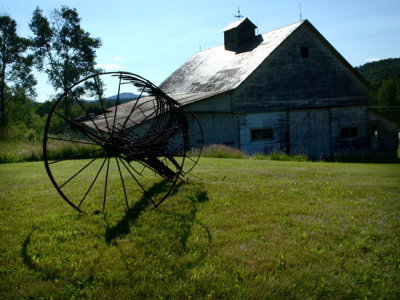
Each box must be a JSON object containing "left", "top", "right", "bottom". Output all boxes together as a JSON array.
[{"left": 1, "top": 0, "right": 400, "bottom": 102}]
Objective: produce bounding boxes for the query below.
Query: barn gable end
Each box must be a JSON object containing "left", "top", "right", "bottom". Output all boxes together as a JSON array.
[{"left": 233, "top": 21, "right": 369, "bottom": 112}]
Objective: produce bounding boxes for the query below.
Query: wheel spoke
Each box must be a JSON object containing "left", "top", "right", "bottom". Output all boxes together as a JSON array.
[
  {"left": 129, "top": 157, "right": 176, "bottom": 182},
  {"left": 48, "top": 136, "right": 99, "bottom": 146},
  {"left": 49, "top": 148, "right": 103, "bottom": 165},
  {"left": 124, "top": 159, "right": 143, "bottom": 176},
  {"left": 186, "top": 156, "right": 197, "bottom": 163},
  {"left": 54, "top": 111, "right": 104, "bottom": 145},
  {"left": 117, "top": 86, "right": 146, "bottom": 138},
  {"left": 111, "top": 75, "right": 122, "bottom": 137},
  {"left": 103, "top": 157, "right": 111, "bottom": 211},
  {"left": 59, "top": 155, "right": 100, "bottom": 189},
  {"left": 77, "top": 157, "right": 107, "bottom": 209},
  {"left": 93, "top": 76, "right": 113, "bottom": 136},
  {"left": 71, "top": 92, "right": 108, "bottom": 140},
  {"left": 119, "top": 157, "right": 156, "bottom": 206},
  {"left": 115, "top": 157, "right": 129, "bottom": 210}
]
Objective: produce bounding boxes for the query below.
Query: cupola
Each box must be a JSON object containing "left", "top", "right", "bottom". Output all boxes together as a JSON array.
[{"left": 223, "top": 18, "right": 257, "bottom": 51}]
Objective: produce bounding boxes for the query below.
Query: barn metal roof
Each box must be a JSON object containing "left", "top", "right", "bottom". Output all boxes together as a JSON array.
[
  {"left": 85, "top": 91, "right": 223, "bottom": 132},
  {"left": 159, "top": 21, "right": 304, "bottom": 96}
]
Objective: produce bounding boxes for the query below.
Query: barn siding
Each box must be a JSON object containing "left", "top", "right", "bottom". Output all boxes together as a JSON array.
[
  {"left": 185, "top": 93, "right": 231, "bottom": 113},
  {"left": 289, "top": 109, "right": 331, "bottom": 159},
  {"left": 239, "top": 112, "right": 287, "bottom": 154},
  {"left": 194, "top": 113, "right": 238, "bottom": 147},
  {"left": 330, "top": 106, "right": 370, "bottom": 154}
]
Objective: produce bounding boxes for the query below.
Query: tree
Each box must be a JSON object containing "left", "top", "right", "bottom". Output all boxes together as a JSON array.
[
  {"left": 377, "top": 79, "right": 400, "bottom": 107},
  {"left": 0, "top": 15, "right": 36, "bottom": 129},
  {"left": 29, "top": 6, "right": 101, "bottom": 115}
]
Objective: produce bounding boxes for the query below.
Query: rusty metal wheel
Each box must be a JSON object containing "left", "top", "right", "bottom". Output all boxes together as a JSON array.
[{"left": 43, "top": 72, "right": 203, "bottom": 213}]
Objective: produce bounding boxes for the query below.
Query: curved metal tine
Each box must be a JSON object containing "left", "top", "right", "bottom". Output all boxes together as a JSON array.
[
  {"left": 54, "top": 111, "right": 104, "bottom": 145},
  {"left": 138, "top": 104, "right": 157, "bottom": 122},
  {"left": 115, "top": 157, "right": 129, "bottom": 210},
  {"left": 121, "top": 123, "right": 150, "bottom": 140},
  {"left": 111, "top": 75, "right": 122, "bottom": 137},
  {"left": 120, "top": 126, "right": 143, "bottom": 140},
  {"left": 49, "top": 148, "right": 103, "bottom": 165},
  {"left": 71, "top": 91, "right": 109, "bottom": 141},
  {"left": 124, "top": 160, "right": 144, "bottom": 176},
  {"left": 48, "top": 136, "right": 99, "bottom": 146},
  {"left": 119, "top": 157, "right": 156, "bottom": 206},
  {"left": 92, "top": 75, "right": 113, "bottom": 136},
  {"left": 59, "top": 154, "right": 101, "bottom": 189},
  {"left": 117, "top": 85, "right": 146, "bottom": 138},
  {"left": 118, "top": 102, "right": 159, "bottom": 140},
  {"left": 133, "top": 124, "right": 185, "bottom": 142},
  {"left": 102, "top": 157, "right": 111, "bottom": 212},
  {"left": 77, "top": 157, "right": 107, "bottom": 209},
  {"left": 124, "top": 153, "right": 172, "bottom": 180}
]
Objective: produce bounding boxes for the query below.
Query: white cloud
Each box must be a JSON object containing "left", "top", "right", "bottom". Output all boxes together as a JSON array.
[
  {"left": 365, "top": 58, "right": 381, "bottom": 63},
  {"left": 95, "top": 63, "right": 124, "bottom": 71},
  {"left": 113, "top": 56, "right": 123, "bottom": 62}
]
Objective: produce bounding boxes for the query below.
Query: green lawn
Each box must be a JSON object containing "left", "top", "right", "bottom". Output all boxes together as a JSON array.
[{"left": 0, "top": 158, "right": 399, "bottom": 299}]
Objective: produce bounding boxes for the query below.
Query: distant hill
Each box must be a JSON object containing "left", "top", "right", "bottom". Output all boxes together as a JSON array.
[
  {"left": 356, "top": 58, "right": 400, "bottom": 83},
  {"left": 85, "top": 92, "right": 140, "bottom": 105},
  {"left": 106, "top": 92, "right": 139, "bottom": 101}
]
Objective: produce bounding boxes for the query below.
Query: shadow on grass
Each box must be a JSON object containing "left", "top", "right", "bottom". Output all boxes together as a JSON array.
[
  {"left": 21, "top": 231, "right": 60, "bottom": 282},
  {"left": 104, "top": 179, "right": 185, "bottom": 244},
  {"left": 107, "top": 180, "right": 212, "bottom": 275},
  {"left": 19, "top": 179, "right": 212, "bottom": 293},
  {"left": 21, "top": 232, "right": 35, "bottom": 269}
]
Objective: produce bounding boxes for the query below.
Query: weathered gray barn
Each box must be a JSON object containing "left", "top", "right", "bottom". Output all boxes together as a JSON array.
[{"left": 156, "top": 18, "right": 398, "bottom": 159}]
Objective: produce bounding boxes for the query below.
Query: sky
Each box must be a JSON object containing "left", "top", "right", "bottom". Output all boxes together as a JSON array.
[{"left": 1, "top": 0, "right": 400, "bottom": 102}]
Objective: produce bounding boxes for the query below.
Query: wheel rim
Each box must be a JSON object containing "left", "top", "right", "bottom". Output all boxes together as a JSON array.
[{"left": 43, "top": 72, "right": 202, "bottom": 213}]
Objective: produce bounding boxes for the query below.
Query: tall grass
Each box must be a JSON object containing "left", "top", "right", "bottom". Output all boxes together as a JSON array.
[
  {"left": 198, "top": 144, "right": 309, "bottom": 161},
  {"left": 1, "top": 140, "right": 398, "bottom": 164},
  {"left": 0, "top": 139, "right": 100, "bottom": 163}
]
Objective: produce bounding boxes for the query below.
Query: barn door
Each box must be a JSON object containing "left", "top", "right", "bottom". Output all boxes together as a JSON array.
[{"left": 289, "top": 109, "right": 331, "bottom": 159}]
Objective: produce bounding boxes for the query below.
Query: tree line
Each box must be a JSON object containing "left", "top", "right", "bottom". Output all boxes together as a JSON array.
[
  {"left": 356, "top": 58, "right": 400, "bottom": 121},
  {"left": 0, "top": 6, "right": 101, "bottom": 140}
]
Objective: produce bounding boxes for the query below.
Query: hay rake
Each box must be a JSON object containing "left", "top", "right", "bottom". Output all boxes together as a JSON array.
[{"left": 43, "top": 72, "right": 203, "bottom": 213}]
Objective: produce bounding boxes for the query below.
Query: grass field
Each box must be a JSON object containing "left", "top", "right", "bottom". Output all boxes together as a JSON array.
[{"left": 0, "top": 158, "right": 399, "bottom": 299}]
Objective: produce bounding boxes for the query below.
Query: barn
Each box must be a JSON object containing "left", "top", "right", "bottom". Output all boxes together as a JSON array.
[{"left": 156, "top": 18, "right": 398, "bottom": 159}]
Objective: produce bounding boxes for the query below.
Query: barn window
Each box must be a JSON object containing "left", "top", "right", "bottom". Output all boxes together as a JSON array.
[
  {"left": 341, "top": 126, "right": 358, "bottom": 138},
  {"left": 251, "top": 128, "right": 274, "bottom": 141},
  {"left": 300, "top": 47, "right": 309, "bottom": 58}
]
